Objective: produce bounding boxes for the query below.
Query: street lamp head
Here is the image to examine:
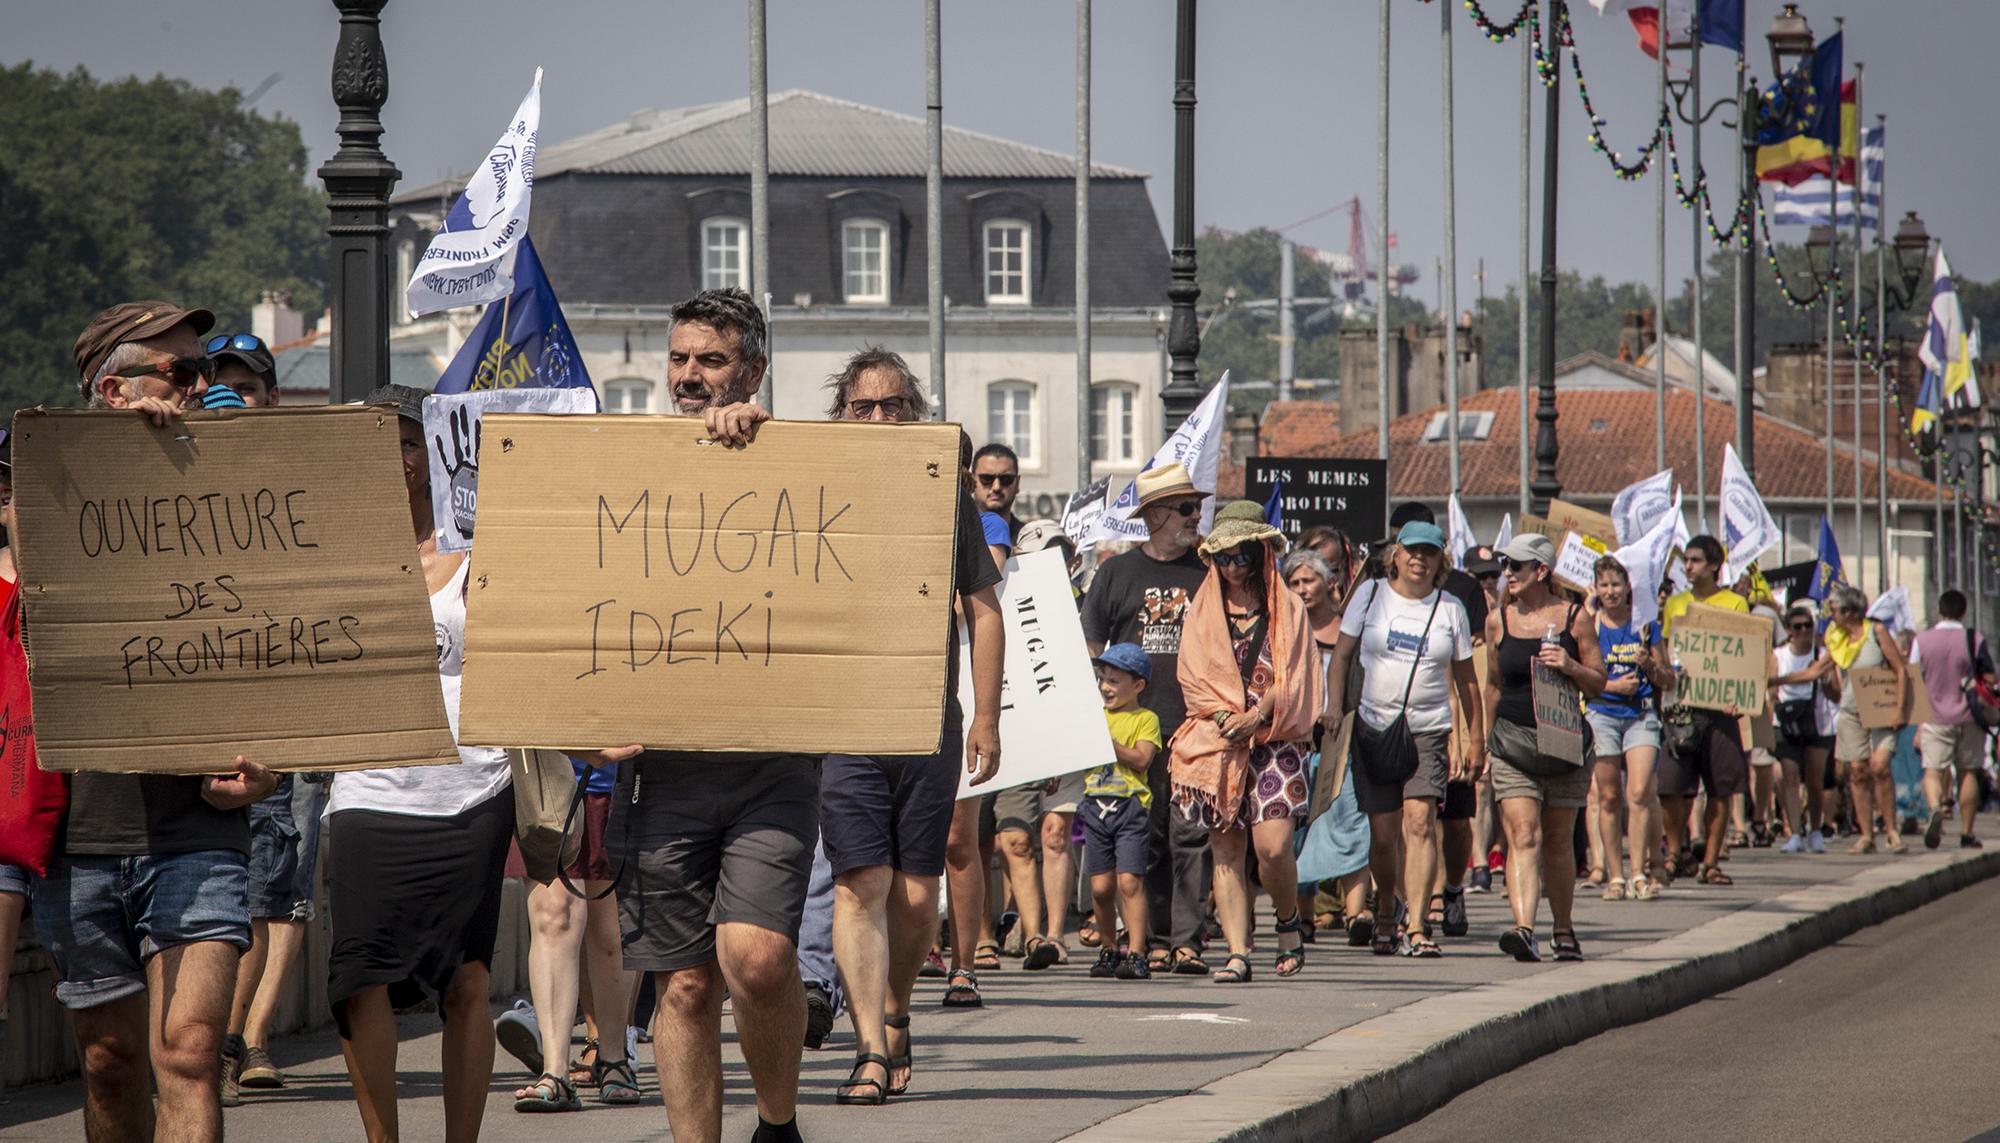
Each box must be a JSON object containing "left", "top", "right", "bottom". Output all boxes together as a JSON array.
[
  {"left": 1805, "top": 223, "right": 1833, "bottom": 280},
  {"left": 1893, "top": 211, "right": 1933, "bottom": 297},
  {"left": 1766, "top": 4, "right": 1815, "bottom": 81}
]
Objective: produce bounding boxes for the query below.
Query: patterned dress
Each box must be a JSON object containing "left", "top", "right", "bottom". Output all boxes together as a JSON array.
[{"left": 1174, "top": 611, "right": 1313, "bottom": 829}]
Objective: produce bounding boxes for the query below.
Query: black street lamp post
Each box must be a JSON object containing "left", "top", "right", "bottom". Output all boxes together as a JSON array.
[
  {"left": 1528, "top": 0, "right": 1562, "bottom": 514},
  {"left": 319, "top": 0, "right": 401, "bottom": 405},
  {"left": 1161, "top": 0, "right": 1202, "bottom": 435}
]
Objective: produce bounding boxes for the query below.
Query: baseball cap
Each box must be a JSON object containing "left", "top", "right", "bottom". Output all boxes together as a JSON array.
[
  {"left": 366, "top": 384, "right": 428, "bottom": 424},
  {"left": 1013, "top": 518, "right": 1075, "bottom": 557},
  {"left": 1463, "top": 545, "right": 1501, "bottom": 577},
  {"left": 73, "top": 301, "right": 216, "bottom": 390},
  {"left": 1092, "top": 642, "right": 1152, "bottom": 684},
  {"left": 1498, "top": 533, "right": 1557, "bottom": 566},
  {"left": 205, "top": 333, "right": 277, "bottom": 388},
  {"left": 1396, "top": 521, "right": 1447, "bottom": 551}
]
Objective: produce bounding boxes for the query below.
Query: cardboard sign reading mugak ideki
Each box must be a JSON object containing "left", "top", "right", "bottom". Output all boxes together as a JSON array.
[
  {"left": 458, "top": 415, "right": 962, "bottom": 754},
  {"left": 1667, "top": 602, "right": 1771, "bottom": 716},
  {"left": 9, "top": 408, "right": 456, "bottom": 774}
]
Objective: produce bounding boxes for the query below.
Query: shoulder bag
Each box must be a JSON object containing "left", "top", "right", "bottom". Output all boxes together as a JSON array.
[
  {"left": 1351, "top": 585, "right": 1442, "bottom": 788},
  {"left": 1963, "top": 630, "right": 2000, "bottom": 731},
  {"left": 1774, "top": 659, "right": 1820, "bottom": 742}
]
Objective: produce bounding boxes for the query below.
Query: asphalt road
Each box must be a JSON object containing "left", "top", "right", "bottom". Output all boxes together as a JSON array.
[{"left": 1387, "top": 874, "right": 2000, "bottom": 1143}]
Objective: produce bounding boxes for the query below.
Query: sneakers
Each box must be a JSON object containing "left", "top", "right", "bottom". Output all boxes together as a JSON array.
[
  {"left": 1441, "top": 886, "right": 1469, "bottom": 937},
  {"left": 803, "top": 984, "right": 835, "bottom": 1050},
  {"left": 220, "top": 1037, "right": 243, "bottom": 1108},
  {"left": 1806, "top": 830, "right": 1827, "bottom": 854},
  {"left": 1963, "top": 834, "right": 1985, "bottom": 849},
  {"left": 1469, "top": 866, "right": 1493, "bottom": 894},
  {"left": 1115, "top": 951, "right": 1151, "bottom": 979},
  {"left": 237, "top": 1045, "right": 284, "bottom": 1089},
  {"left": 494, "top": 999, "right": 544, "bottom": 1075},
  {"left": 1926, "top": 811, "right": 1946, "bottom": 850},
  {"left": 1090, "top": 949, "right": 1121, "bottom": 978},
  {"left": 1778, "top": 833, "right": 1805, "bottom": 854}
]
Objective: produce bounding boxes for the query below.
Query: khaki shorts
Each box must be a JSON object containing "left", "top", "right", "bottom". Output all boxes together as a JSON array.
[
  {"left": 1919, "top": 722, "right": 1987, "bottom": 772},
  {"left": 1488, "top": 752, "right": 1590, "bottom": 809},
  {"left": 1834, "top": 707, "right": 1897, "bottom": 763},
  {"left": 992, "top": 773, "right": 1087, "bottom": 833}
]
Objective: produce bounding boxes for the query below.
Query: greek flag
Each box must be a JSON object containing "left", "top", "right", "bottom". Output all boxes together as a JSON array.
[
  {"left": 1770, "top": 125, "right": 1883, "bottom": 228},
  {"left": 406, "top": 70, "right": 542, "bottom": 317}
]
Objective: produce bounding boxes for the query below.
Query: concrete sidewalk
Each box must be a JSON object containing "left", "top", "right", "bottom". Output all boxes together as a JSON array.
[{"left": 2, "top": 843, "right": 1992, "bottom": 1142}]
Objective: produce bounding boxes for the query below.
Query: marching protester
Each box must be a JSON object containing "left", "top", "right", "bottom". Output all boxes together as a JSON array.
[
  {"left": 1658, "top": 536, "right": 1753, "bottom": 883},
  {"left": 1463, "top": 545, "right": 1506, "bottom": 895},
  {"left": 1325, "top": 520, "right": 1479, "bottom": 958},
  {"left": 1170, "top": 500, "right": 1323, "bottom": 983},
  {"left": 1483, "top": 534, "right": 1606, "bottom": 962},
  {"left": 325, "top": 385, "right": 514, "bottom": 1143},
  {"left": 33, "top": 303, "right": 278, "bottom": 1143},
  {"left": 1772, "top": 603, "right": 1838, "bottom": 852},
  {"left": 1283, "top": 548, "right": 1374, "bottom": 945},
  {"left": 1082, "top": 462, "right": 1214, "bottom": 975},
  {"left": 1083, "top": 644, "right": 1163, "bottom": 978},
  {"left": 1910, "top": 589, "right": 1994, "bottom": 849},
  {"left": 0, "top": 427, "right": 26, "bottom": 1099},
  {"left": 1824, "top": 583, "right": 1910, "bottom": 855},
  {"left": 1584, "top": 556, "right": 1670, "bottom": 901}
]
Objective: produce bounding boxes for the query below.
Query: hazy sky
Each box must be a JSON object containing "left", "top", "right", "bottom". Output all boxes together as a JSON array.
[{"left": 9, "top": 0, "right": 1993, "bottom": 306}]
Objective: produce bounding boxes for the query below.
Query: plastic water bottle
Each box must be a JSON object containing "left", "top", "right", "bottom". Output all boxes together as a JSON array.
[{"left": 1542, "top": 623, "right": 1560, "bottom": 649}]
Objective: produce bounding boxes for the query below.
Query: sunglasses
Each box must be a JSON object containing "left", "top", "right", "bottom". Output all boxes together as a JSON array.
[
  {"left": 1212, "top": 549, "right": 1260, "bottom": 568},
  {"left": 846, "top": 397, "right": 906, "bottom": 419},
  {"left": 1789, "top": 621, "right": 1814, "bottom": 631},
  {"left": 976, "top": 472, "right": 1018, "bottom": 488},
  {"left": 1502, "top": 558, "right": 1542, "bottom": 573},
  {"left": 108, "top": 354, "right": 215, "bottom": 390},
  {"left": 205, "top": 333, "right": 267, "bottom": 356},
  {"left": 1403, "top": 546, "right": 1440, "bottom": 559},
  {"left": 1162, "top": 500, "right": 1202, "bottom": 518}
]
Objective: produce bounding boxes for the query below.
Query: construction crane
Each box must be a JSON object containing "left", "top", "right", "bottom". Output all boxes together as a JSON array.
[{"left": 1277, "top": 196, "right": 1418, "bottom": 315}]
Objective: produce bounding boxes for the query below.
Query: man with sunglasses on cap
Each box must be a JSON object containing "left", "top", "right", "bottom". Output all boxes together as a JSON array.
[
  {"left": 207, "top": 333, "right": 280, "bottom": 408},
  {"left": 35, "top": 301, "right": 278, "bottom": 1143},
  {"left": 1081, "top": 462, "right": 1216, "bottom": 976}
]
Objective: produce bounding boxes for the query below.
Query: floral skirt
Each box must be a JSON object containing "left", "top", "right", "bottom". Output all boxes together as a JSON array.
[{"left": 1174, "top": 741, "right": 1311, "bottom": 830}]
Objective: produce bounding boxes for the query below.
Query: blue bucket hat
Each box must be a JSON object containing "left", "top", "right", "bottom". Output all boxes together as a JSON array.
[{"left": 1092, "top": 642, "right": 1152, "bottom": 684}]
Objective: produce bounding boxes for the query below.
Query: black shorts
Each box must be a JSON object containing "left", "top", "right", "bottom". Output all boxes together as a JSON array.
[
  {"left": 1441, "top": 778, "right": 1477, "bottom": 821},
  {"left": 613, "top": 754, "right": 820, "bottom": 973},
  {"left": 326, "top": 793, "right": 513, "bottom": 1036},
  {"left": 1657, "top": 712, "right": 1749, "bottom": 799},
  {"left": 1081, "top": 795, "right": 1149, "bottom": 875},
  {"left": 821, "top": 709, "right": 964, "bottom": 878}
]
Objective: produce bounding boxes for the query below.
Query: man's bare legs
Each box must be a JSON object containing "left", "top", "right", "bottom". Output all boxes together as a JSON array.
[
  {"left": 145, "top": 940, "right": 237, "bottom": 1143},
  {"left": 519, "top": 878, "right": 586, "bottom": 1093},
  {"left": 832, "top": 865, "right": 893, "bottom": 1098},
  {"left": 883, "top": 870, "right": 938, "bottom": 1092},
  {"left": 943, "top": 799, "right": 989, "bottom": 970},
  {"left": 337, "top": 987, "right": 400, "bottom": 1142},
  {"left": 648, "top": 923, "right": 804, "bottom": 1143},
  {"left": 239, "top": 919, "right": 304, "bottom": 1056},
  {"left": 994, "top": 827, "right": 1043, "bottom": 948},
  {"left": 1040, "top": 811, "right": 1076, "bottom": 943},
  {"left": 581, "top": 883, "right": 636, "bottom": 1069},
  {"left": 439, "top": 963, "right": 495, "bottom": 1143},
  {"left": 70, "top": 993, "right": 153, "bottom": 1142}
]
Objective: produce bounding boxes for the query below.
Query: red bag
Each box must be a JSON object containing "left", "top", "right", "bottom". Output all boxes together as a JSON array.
[{"left": 0, "top": 578, "right": 66, "bottom": 875}]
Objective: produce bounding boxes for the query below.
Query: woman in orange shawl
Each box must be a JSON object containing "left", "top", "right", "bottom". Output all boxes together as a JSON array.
[{"left": 1170, "top": 501, "right": 1324, "bottom": 983}]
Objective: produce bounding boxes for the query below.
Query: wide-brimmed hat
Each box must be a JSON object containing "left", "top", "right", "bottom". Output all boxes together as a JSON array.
[
  {"left": 1199, "top": 499, "right": 1286, "bottom": 559},
  {"left": 1134, "top": 462, "right": 1207, "bottom": 511}
]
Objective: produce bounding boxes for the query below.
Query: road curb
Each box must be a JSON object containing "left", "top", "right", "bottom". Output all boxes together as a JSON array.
[{"left": 1061, "top": 849, "right": 2000, "bottom": 1143}]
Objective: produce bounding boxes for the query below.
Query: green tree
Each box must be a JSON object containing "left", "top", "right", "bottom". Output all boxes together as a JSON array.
[
  {"left": 1473, "top": 271, "right": 1657, "bottom": 388},
  {"left": 0, "top": 64, "right": 326, "bottom": 409}
]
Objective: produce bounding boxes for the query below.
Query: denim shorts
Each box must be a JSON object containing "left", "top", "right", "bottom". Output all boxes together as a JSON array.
[
  {"left": 246, "top": 777, "right": 303, "bottom": 920},
  {"left": 32, "top": 849, "right": 250, "bottom": 1010},
  {"left": 0, "top": 863, "right": 29, "bottom": 898},
  {"left": 1587, "top": 709, "right": 1662, "bottom": 759}
]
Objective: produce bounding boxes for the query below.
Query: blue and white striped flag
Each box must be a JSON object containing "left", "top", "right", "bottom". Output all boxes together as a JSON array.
[{"left": 1770, "top": 124, "right": 1882, "bottom": 228}]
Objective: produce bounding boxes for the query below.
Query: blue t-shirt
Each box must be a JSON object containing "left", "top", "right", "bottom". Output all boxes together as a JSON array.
[
  {"left": 1587, "top": 615, "right": 1660, "bottom": 719},
  {"left": 571, "top": 755, "right": 615, "bottom": 795},
  {"left": 979, "top": 511, "right": 1013, "bottom": 549}
]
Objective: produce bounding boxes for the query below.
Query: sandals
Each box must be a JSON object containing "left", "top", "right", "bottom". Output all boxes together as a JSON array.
[
  {"left": 514, "top": 1072, "right": 582, "bottom": 1113},
  {"left": 1602, "top": 877, "right": 1626, "bottom": 901},
  {"left": 1346, "top": 912, "right": 1376, "bottom": 948},
  {"left": 1849, "top": 835, "right": 1877, "bottom": 855},
  {"left": 566, "top": 1038, "right": 599, "bottom": 1086},
  {"left": 1079, "top": 915, "right": 1103, "bottom": 948},
  {"left": 836, "top": 1053, "right": 890, "bottom": 1106},
  {"left": 1273, "top": 912, "right": 1306, "bottom": 977},
  {"left": 1401, "top": 932, "right": 1442, "bottom": 958},
  {"left": 1211, "top": 953, "right": 1253, "bottom": 983},
  {"left": 1551, "top": 929, "right": 1584, "bottom": 962},
  {"left": 941, "top": 968, "right": 983, "bottom": 1009},
  {"left": 1370, "top": 927, "right": 1400, "bottom": 957},
  {"left": 1629, "top": 874, "right": 1659, "bottom": 901},
  {"left": 972, "top": 941, "right": 1002, "bottom": 971},
  {"left": 1170, "top": 946, "right": 1209, "bottom": 975},
  {"left": 1498, "top": 926, "right": 1540, "bottom": 963},
  {"left": 1697, "top": 864, "right": 1734, "bottom": 886},
  {"left": 592, "top": 1056, "right": 643, "bottom": 1105},
  {"left": 1146, "top": 946, "right": 1172, "bottom": 973},
  {"left": 884, "top": 1014, "right": 912, "bottom": 1096},
  {"left": 1423, "top": 895, "right": 1446, "bottom": 935},
  {"left": 1023, "top": 935, "right": 1065, "bottom": 971}
]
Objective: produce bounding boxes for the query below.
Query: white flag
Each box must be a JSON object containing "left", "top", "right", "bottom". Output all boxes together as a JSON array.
[
  {"left": 1611, "top": 491, "right": 1681, "bottom": 634},
  {"left": 1448, "top": 494, "right": 1477, "bottom": 570},
  {"left": 1720, "top": 443, "right": 1780, "bottom": 583},
  {"left": 1611, "top": 469, "right": 1676, "bottom": 546},
  {"left": 406, "top": 70, "right": 543, "bottom": 317},
  {"left": 1085, "top": 373, "right": 1231, "bottom": 544},
  {"left": 1866, "top": 584, "right": 1917, "bottom": 638},
  {"left": 1493, "top": 514, "right": 1514, "bottom": 551}
]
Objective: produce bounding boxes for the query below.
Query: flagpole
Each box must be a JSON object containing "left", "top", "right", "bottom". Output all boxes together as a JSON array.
[
  {"left": 1850, "top": 63, "right": 1865, "bottom": 585},
  {"left": 1873, "top": 114, "right": 1889, "bottom": 593},
  {"left": 1654, "top": 18, "right": 1668, "bottom": 477},
  {"left": 1076, "top": 0, "right": 1092, "bottom": 493},
  {"left": 1518, "top": 27, "right": 1531, "bottom": 519},
  {"left": 1376, "top": 0, "right": 1392, "bottom": 462},
  {"left": 1441, "top": 0, "right": 1461, "bottom": 493},
  {"left": 1689, "top": 22, "right": 1708, "bottom": 533},
  {"left": 750, "top": 0, "right": 771, "bottom": 411},
  {"left": 926, "top": 0, "right": 946, "bottom": 418},
  {"left": 1823, "top": 30, "right": 1840, "bottom": 559}
]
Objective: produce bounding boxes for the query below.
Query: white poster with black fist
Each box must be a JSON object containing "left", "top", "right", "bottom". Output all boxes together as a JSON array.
[{"left": 423, "top": 387, "right": 597, "bottom": 553}]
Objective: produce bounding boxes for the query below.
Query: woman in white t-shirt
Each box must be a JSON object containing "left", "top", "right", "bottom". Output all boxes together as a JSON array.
[
  {"left": 1771, "top": 603, "right": 1839, "bottom": 852},
  {"left": 1323, "top": 521, "right": 1480, "bottom": 958},
  {"left": 328, "top": 387, "right": 516, "bottom": 1135}
]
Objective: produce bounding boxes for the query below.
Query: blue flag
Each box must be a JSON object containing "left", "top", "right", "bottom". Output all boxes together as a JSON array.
[
  {"left": 1263, "top": 478, "right": 1285, "bottom": 530},
  {"left": 434, "top": 236, "right": 596, "bottom": 400},
  {"left": 1807, "top": 516, "right": 1845, "bottom": 601},
  {"left": 1698, "top": 0, "right": 1744, "bottom": 54}
]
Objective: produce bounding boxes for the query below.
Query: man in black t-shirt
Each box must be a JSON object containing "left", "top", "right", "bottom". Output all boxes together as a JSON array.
[
  {"left": 33, "top": 302, "right": 279, "bottom": 1142},
  {"left": 1082, "top": 462, "right": 1213, "bottom": 973}
]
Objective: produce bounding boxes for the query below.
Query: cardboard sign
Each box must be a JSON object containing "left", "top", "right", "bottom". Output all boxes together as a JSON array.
[
  {"left": 1517, "top": 513, "right": 1563, "bottom": 547},
  {"left": 457, "top": 415, "right": 960, "bottom": 754},
  {"left": 1740, "top": 711, "right": 1776, "bottom": 753},
  {"left": 1547, "top": 498, "right": 1619, "bottom": 549},
  {"left": 1242, "top": 456, "right": 1390, "bottom": 542},
  {"left": 424, "top": 387, "right": 596, "bottom": 553},
  {"left": 9, "top": 408, "right": 457, "bottom": 774},
  {"left": 1552, "top": 531, "right": 1608, "bottom": 595},
  {"left": 1851, "top": 666, "right": 1931, "bottom": 729},
  {"left": 954, "top": 549, "right": 1114, "bottom": 798},
  {"left": 1308, "top": 712, "right": 1355, "bottom": 825},
  {"left": 1668, "top": 602, "right": 1771, "bottom": 716},
  {"left": 1532, "top": 661, "right": 1588, "bottom": 766}
]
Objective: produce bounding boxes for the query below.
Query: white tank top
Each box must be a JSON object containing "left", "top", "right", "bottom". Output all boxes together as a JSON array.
[
  {"left": 1774, "top": 644, "right": 1838, "bottom": 738},
  {"left": 329, "top": 556, "right": 511, "bottom": 818}
]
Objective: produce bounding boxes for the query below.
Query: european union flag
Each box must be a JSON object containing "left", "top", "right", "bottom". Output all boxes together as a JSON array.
[
  {"left": 434, "top": 236, "right": 596, "bottom": 400},
  {"left": 1263, "top": 478, "right": 1285, "bottom": 530},
  {"left": 1698, "top": 0, "right": 1744, "bottom": 54},
  {"left": 1807, "top": 516, "right": 1845, "bottom": 601}
]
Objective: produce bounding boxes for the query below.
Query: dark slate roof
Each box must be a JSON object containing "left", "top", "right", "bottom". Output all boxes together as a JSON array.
[
  {"left": 274, "top": 342, "right": 443, "bottom": 394},
  {"left": 396, "top": 90, "right": 1144, "bottom": 204}
]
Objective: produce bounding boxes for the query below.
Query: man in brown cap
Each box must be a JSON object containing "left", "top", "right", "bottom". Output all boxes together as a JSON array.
[
  {"left": 30, "top": 302, "right": 275, "bottom": 1142},
  {"left": 1080, "top": 462, "right": 1217, "bottom": 975}
]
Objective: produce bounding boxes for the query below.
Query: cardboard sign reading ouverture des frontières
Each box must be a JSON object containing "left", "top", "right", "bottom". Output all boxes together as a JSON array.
[
  {"left": 10, "top": 407, "right": 457, "bottom": 774},
  {"left": 457, "top": 415, "right": 961, "bottom": 755}
]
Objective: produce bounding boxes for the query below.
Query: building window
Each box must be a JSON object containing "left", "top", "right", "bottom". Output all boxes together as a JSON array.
[
  {"left": 1420, "top": 410, "right": 1495, "bottom": 442},
  {"left": 987, "top": 381, "right": 1037, "bottom": 466},
  {"left": 842, "top": 219, "right": 889, "bottom": 304},
  {"left": 983, "top": 220, "right": 1030, "bottom": 304},
  {"left": 702, "top": 218, "right": 747, "bottom": 290},
  {"left": 603, "top": 378, "right": 653, "bottom": 415},
  {"left": 1090, "top": 382, "right": 1139, "bottom": 465}
]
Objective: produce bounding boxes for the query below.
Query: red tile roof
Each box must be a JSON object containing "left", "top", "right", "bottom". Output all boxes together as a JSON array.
[{"left": 1217, "top": 400, "right": 1339, "bottom": 499}]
